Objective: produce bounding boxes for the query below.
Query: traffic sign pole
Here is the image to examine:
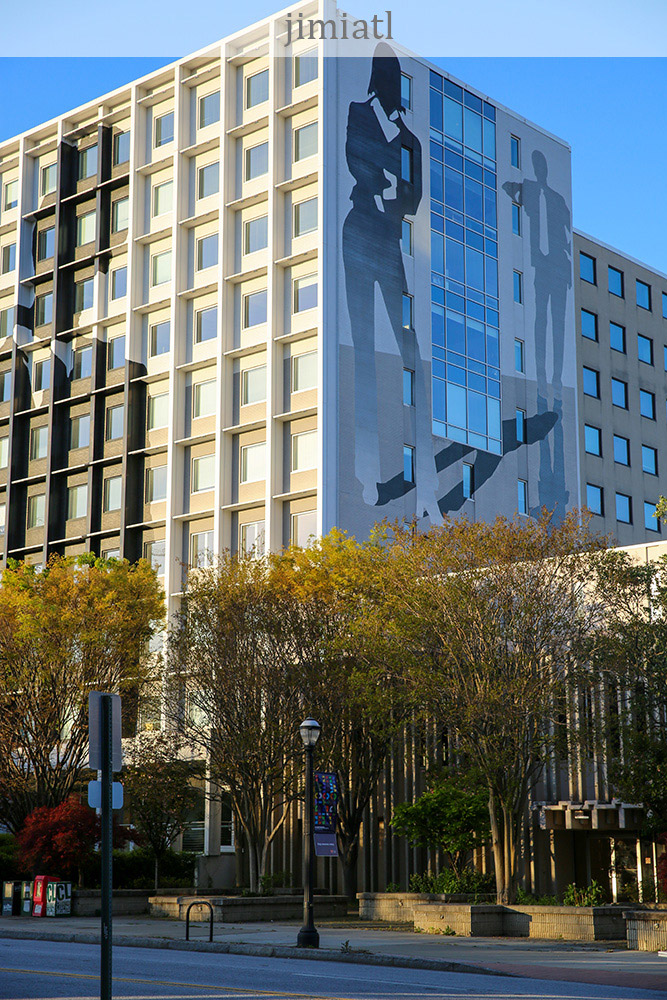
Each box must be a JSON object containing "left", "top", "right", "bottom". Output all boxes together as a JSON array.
[{"left": 100, "top": 693, "right": 113, "bottom": 1000}]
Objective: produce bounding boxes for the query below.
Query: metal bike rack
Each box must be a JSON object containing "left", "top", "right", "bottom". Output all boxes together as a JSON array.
[{"left": 185, "top": 899, "right": 214, "bottom": 943}]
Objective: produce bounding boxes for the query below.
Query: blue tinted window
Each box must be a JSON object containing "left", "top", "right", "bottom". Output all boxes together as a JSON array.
[
  {"left": 444, "top": 170, "right": 463, "bottom": 211},
  {"left": 636, "top": 279, "right": 651, "bottom": 310},
  {"left": 402, "top": 293, "right": 413, "bottom": 329},
  {"left": 638, "top": 334, "right": 653, "bottom": 365},
  {"left": 663, "top": 291, "right": 667, "bottom": 319},
  {"left": 443, "top": 79, "right": 462, "bottom": 102},
  {"left": 616, "top": 494, "right": 631, "bottom": 523},
  {"left": 444, "top": 97, "right": 463, "bottom": 141},
  {"left": 463, "top": 463, "right": 474, "bottom": 498},
  {"left": 645, "top": 501, "right": 659, "bottom": 532},
  {"left": 510, "top": 135, "right": 520, "bottom": 168},
  {"left": 642, "top": 445, "right": 657, "bottom": 475},
  {"left": 580, "top": 252, "right": 596, "bottom": 284},
  {"left": 516, "top": 408, "right": 526, "bottom": 443},
  {"left": 610, "top": 322, "right": 625, "bottom": 353},
  {"left": 608, "top": 266, "right": 623, "bottom": 297},
  {"left": 640, "top": 389, "right": 655, "bottom": 419},
  {"left": 511, "top": 203, "right": 520, "bottom": 236},
  {"left": 611, "top": 378, "right": 627, "bottom": 408},
  {"left": 401, "top": 147, "right": 413, "bottom": 182},
  {"left": 513, "top": 271, "right": 522, "bottom": 304},
  {"left": 584, "top": 424, "right": 601, "bottom": 456},
  {"left": 514, "top": 339, "right": 524, "bottom": 373},
  {"left": 613, "top": 435, "right": 629, "bottom": 465},
  {"left": 517, "top": 479, "right": 527, "bottom": 515},
  {"left": 403, "top": 445, "right": 414, "bottom": 483},
  {"left": 430, "top": 90, "right": 443, "bottom": 131},
  {"left": 403, "top": 368, "right": 414, "bottom": 406},
  {"left": 586, "top": 483, "right": 603, "bottom": 515},
  {"left": 583, "top": 367, "right": 599, "bottom": 398},
  {"left": 581, "top": 309, "right": 597, "bottom": 341}
]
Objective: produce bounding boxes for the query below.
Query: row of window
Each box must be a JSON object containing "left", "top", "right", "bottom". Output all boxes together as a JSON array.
[
  {"left": 586, "top": 484, "right": 660, "bottom": 531},
  {"left": 580, "top": 309, "right": 664, "bottom": 366},
  {"left": 582, "top": 366, "right": 659, "bottom": 417},
  {"left": 580, "top": 250, "right": 667, "bottom": 316},
  {"left": 583, "top": 424, "right": 658, "bottom": 474}
]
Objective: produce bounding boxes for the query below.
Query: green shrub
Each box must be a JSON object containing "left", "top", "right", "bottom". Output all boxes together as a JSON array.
[
  {"left": 515, "top": 886, "right": 559, "bottom": 905},
  {"left": 258, "top": 870, "right": 291, "bottom": 895},
  {"left": 408, "top": 868, "right": 494, "bottom": 897},
  {"left": 563, "top": 880, "right": 606, "bottom": 906},
  {"left": 0, "top": 834, "right": 29, "bottom": 882},
  {"left": 83, "top": 848, "right": 197, "bottom": 890}
]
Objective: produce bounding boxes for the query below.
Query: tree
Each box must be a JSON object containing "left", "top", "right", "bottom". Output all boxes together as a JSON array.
[
  {"left": 123, "top": 731, "right": 204, "bottom": 890},
  {"left": 271, "top": 529, "right": 417, "bottom": 901},
  {"left": 390, "top": 510, "right": 609, "bottom": 904},
  {"left": 17, "top": 795, "right": 98, "bottom": 885},
  {"left": 0, "top": 556, "right": 164, "bottom": 833},
  {"left": 168, "top": 555, "right": 305, "bottom": 893},
  {"left": 391, "top": 768, "right": 490, "bottom": 876}
]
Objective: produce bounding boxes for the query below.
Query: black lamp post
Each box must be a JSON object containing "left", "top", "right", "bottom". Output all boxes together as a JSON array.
[{"left": 297, "top": 717, "right": 321, "bottom": 948}]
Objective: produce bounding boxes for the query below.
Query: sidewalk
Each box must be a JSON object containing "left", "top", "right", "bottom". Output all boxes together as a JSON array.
[{"left": 1, "top": 914, "right": 666, "bottom": 993}]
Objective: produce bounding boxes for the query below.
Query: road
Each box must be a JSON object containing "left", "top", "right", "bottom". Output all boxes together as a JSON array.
[{"left": 1, "top": 940, "right": 665, "bottom": 1000}]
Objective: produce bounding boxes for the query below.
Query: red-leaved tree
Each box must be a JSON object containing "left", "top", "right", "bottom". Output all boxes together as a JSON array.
[{"left": 17, "top": 795, "right": 98, "bottom": 886}]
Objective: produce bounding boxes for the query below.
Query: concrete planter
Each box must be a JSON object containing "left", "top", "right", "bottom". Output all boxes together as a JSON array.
[
  {"left": 624, "top": 909, "right": 667, "bottom": 951},
  {"left": 149, "top": 893, "right": 348, "bottom": 923},
  {"left": 357, "top": 892, "right": 493, "bottom": 923},
  {"left": 72, "top": 890, "right": 151, "bottom": 917},
  {"left": 414, "top": 903, "right": 626, "bottom": 940}
]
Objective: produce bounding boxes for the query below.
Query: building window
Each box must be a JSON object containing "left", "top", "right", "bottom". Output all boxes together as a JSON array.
[
  {"left": 579, "top": 252, "right": 596, "bottom": 284},
  {"left": 292, "top": 351, "right": 317, "bottom": 393},
  {"left": 401, "top": 146, "right": 413, "bottom": 182},
  {"left": 243, "top": 289, "right": 267, "bottom": 327},
  {"left": 294, "top": 48, "right": 317, "bottom": 87},
  {"left": 149, "top": 320, "right": 170, "bottom": 356},
  {"left": 144, "top": 539, "right": 166, "bottom": 576},
  {"left": 147, "top": 392, "right": 169, "bottom": 430},
  {"left": 3, "top": 179, "right": 18, "bottom": 210},
  {"left": 199, "top": 91, "right": 220, "bottom": 129},
  {"left": 108, "top": 335, "right": 125, "bottom": 370},
  {"left": 510, "top": 135, "right": 520, "bottom": 168},
  {"left": 516, "top": 408, "right": 526, "bottom": 444},
  {"left": 463, "top": 462, "right": 474, "bottom": 499},
  {"left": 76, "top": 211, "right": 96, "bottom": 246},
  {"left": 191, "top": 530, "right": 214, "bottom": 568},
  {"left": 192, "top": 454, "right": 215, "bottom": 492},
  {"left": 152, "top": 180, "right": 173, "bottom": 217},
  {"left": 198, "top": 161, "right": 219, "bottom": 200},
  {"left": 246, "top": 69, "right": 269, "bottom": 109},
  {"left": 645, "top": 502, "right": 660, "bottom": 532},
  {"left": 608, "top": 266, "right": 623, "bottom": 297},
  {"left": 35, "top": 291, "right": 53, "bottom": 327},
  {"left": 402, "top": 293, "right": 413, "bottom": 330},
  {"left": 103, "top": 476, "right": 122, "bottom": 512},
  {"left": 514, "top": 338, "right": 525, "bottom": 374},
  {"left": 113, "top": 131, "right": 130, "bottom": 166},
  {"left": 154, "top": 111, "right": 174, "bottom": 147},
  {"left": 146, "top": 465, "right": 168, "bottom": 503},
  {"left": 0, "top": 501, "right": 5, "bottom": 536},
  {"left": 38, "top": 226, "right": 56, "bottom": 261},
  {"left": 586, "top": 483, "right": 603, "bottom": 516},
  {"left": 196, "top": 234, "right": 218, "bottom": 271},
  {"left": 245, "top": 142, "right": 268, "bottom": 181},
  {"left": 513, "top": 270, "right": 523, "bottom": 303},
  {"left": 193, "top": 379, "right": 216, "bottom": 418},
  {"left": 30, "top": 425, "right": 48, "bottom": 460},
  {"left": 291, "top": 509, "right": 317, "bottom": 546},
  {"left": 293, "top": 273, "right": 317, "bottom": 313},
  {"left": 70, "top": 414, "right": 90, "bottom": 449},
  {"left": 0, "top": 371, "right": 11, "bottom": 403},
  {"left": 403, "top": 368, "right": 414, "bottom": 406},
  {"left": 294, "top": 122, "right": 318, "bottom": 162},
  {"left": 511, "top": 203, "right": 521, "bottom": 236},
  {"left": 105, "top": 403, "right": 124, "bottom": 440},
  {"left": 638, "top": 334, "right": 653, "bottom": 365},
  {"left": 610, "top": 322, "right": 625, "bottom": 353},
  {"left": 111, "top": 197, "right": 129, "bottom": 233},
  {"left": 584, "top": 424, "right": 601, "bottom": 456},
  {"left": 0, "top": 308, "right": 13, "bottom": 339},
  {"left": 517, "top": 479, "right": 528, "bottom": 515},
  {"left": 294, "top": 197, "right": 317, "bottom": 237},
  {"left": 581, "top": 309, "right": 597, "bottom": 341},
  {"left": 640, "top": 388, "right": 655, "bottom": 419},
  {"left": 111, "top": 267, "right": 127, "bottom": 300},
  {"left": 636, "top": 279, "right": 651, "bottom": 310},
  {"left": 613, "top": 435, "right": 629, "bottom": 465},
  {"left": 663, "top": 291, "right": 667, "bottom": 319},
  {"left": 74, "top": 278, "right": 94, "bottom": 313},
  {"left": 616, "top": 493, "right": 632, "bottom": 524},
  {"left": 401, "top": 218, "right": 413, "bottom": 255},
  {"left": 151, "top": 251, "right": 171, "bottom": 286},
  {"left": 396, "top": 71, "right": 412, "bottom": 110},
  {"left": 41, "top": 163, "right": 57, "bottom": 196},
  {"left": 0, "top": 436, "right": 8, "bottom": 468},
  {"left": 610, "top": 377, "right": 626, "bottom": 408},
  {"left": 33, "top": 359, "right": 51, "bottom": 392},
  {"left": 72, "top": 345, "right": 92, "bottom": 380},
  {"left": 241, "top": 364, "right": 266, "bottom": 405},
  {"left": 244, "top": 215, "right": 268, "bottom": 254},
  {"left": 78, "top": 145, "right": 98, "bottom": 181},
  {"left": 403, "top": 444, "right": 415, "bottom": 484},
  {"left": 240, "top": 442, "right": 265, "bottom": 484},
  {"left": 27, "top": 494, "right": 46, "bottom": 529},
  {"left": 642, "top": 444, "right": 658, "bottom": 475},
  {"left": 195, "top": 306, "right": 217, "bottom": 344},
  {"left": 291, "top": 430, "right": 317, "bottom": 472},
  {"left": 240, "top": 521, "right": 265, "bottom": 559},
  {"left": 67, "top": 484, "right": 88, "bottom": 520},
  {"left": 1, "top": 243, "right": 16, "bottom": 274}
]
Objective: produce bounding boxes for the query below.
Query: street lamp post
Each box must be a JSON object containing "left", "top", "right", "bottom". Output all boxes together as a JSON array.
[{"left": 297, "top": 717, "right": 321, "bottom": 948}]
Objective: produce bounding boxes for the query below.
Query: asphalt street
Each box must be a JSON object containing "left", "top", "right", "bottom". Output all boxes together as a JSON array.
[{"left": 1, "top": 940, "right": 666, "bottom": 1000}]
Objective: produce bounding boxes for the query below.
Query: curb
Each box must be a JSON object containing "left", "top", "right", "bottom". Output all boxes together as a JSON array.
[{"left": 0, "top": 927, "right": 510, "bottom": 979}]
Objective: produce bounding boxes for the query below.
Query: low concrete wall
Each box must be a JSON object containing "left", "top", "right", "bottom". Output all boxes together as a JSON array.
[
  {"left": 625, "top": 910, "right": 667, "bottom": 951},
  {"left": 357, "top": 893, "right": 493, "bottom": 923},
  {"left": 149, "top": 894, "right": 348, "bottom": 923},
  {"left": 72, "top": 891, "right": 150, "bottom": 917},
  {"left": 414, "top": 904, "right": 503, "bottom": 937},
  {"left": 405, "top": 901, "right": 626, "bottom": 940}
]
